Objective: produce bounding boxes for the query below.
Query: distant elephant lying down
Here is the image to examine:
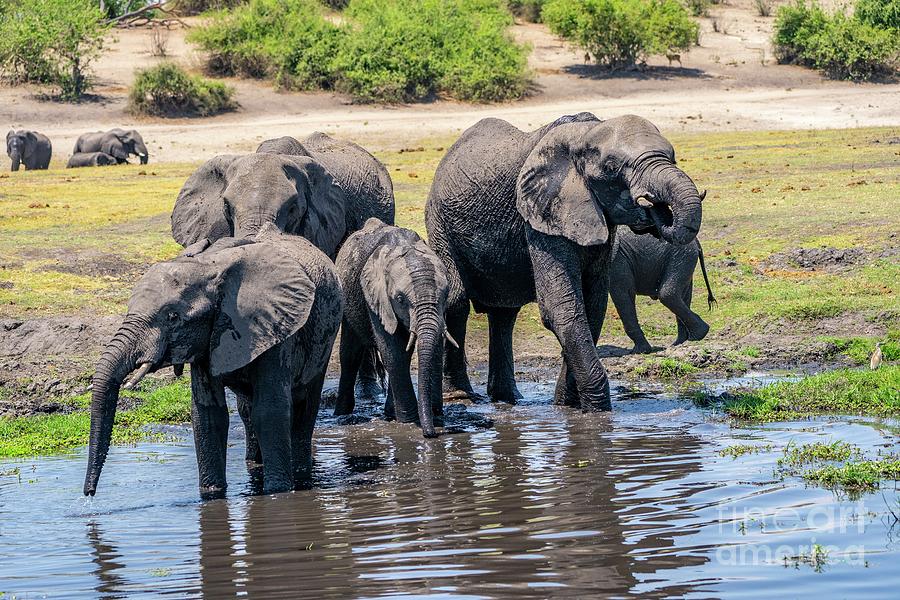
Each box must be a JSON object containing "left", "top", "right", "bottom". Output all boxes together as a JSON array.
[{"left": 67, "top": 152, "right": 119, "bottom": 168}]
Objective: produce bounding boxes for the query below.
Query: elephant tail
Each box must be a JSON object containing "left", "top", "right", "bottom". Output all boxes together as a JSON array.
[{"left": 698, "top": 242, "right": 717, "bottom": 311}]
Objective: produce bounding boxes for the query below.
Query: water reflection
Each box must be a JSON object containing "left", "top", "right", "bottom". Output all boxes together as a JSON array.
[{"left": 2, "top": 383, "right": 899, "bottom": 598}]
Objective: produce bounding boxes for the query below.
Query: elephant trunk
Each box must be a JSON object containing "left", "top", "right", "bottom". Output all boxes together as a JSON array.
[
  {"left": 413, "top": 305, "right": 442, "bottom": 439},
  {"left": 631, "top": 158, "right": 702, "bottom": 246},
  {"left": 9, "top": 149, "right": 21, "bottom": 172},
  {"left": 83, "top": 316, "right": 151, "bottom": 496},
  {"left": 135, "top": 141, "right": 149, "bottom": 164}
]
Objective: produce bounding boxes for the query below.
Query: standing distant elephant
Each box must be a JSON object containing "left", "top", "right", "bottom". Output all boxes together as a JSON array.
[
  {"left": 67, "top": 152, "right": 118, "bottom": 168},
  {"left": 83, "top": 227, "right": 343, "bottom": 498},
  {"left": 7, "top": 130, "right": 52, "bottom": 171},
  {"left": 426, "top": 114, "right": 703, "bottom": 411},
  {"left": 609, "top": 226, "right": 715, "bottom": 354},
  {"left": 74, "top": 129, "right": 149, "bottom": 164},
  {"left": 335, "top": 218, "right": 454, "bottom": 438}
]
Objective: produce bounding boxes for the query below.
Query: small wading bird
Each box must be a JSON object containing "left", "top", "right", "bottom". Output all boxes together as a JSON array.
[{"left": 870, "top": 342, "right": 883, "bottom": 371}]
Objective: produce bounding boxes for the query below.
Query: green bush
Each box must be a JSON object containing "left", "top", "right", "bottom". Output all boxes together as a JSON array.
[
  {"left": 855, "top": 0, "right": 900, "bottom": 29},
  {"left": 773, "top": 1, "right": 898, "bottom": 80},
  {"left": 543, "top": 0, "right": 698, "bottom": 70},
  {"left": 128, "top": 62, "right": 237, "bottom": 117},
  {"left": 189, "top": 0, "right": 531, "bottom": 102},
  {"left": 172, "top": 0, "right": 246, "bottom": 14},
  {"left": 0, "top": 0, "right": 109, "bottom": 99}
]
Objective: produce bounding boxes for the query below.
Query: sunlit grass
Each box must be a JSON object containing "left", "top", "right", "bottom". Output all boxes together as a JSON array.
[{"left": 0, "top": 380, "right": 191, "bottom": 458}]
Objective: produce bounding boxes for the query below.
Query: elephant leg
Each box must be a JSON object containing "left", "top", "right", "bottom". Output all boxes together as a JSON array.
[
  {"left": 610, "top": 281, "right": 652, "bottom": 354},
  {"left": 660, "top": 281, "right": 709, "bottom": 345},
  {"left": 355, "top": 349, "right": 384, "bottom": 400},
  {"left": 250, "top": 351, "right": 294, "bottom": 494},
  {"left": 674, "top": 281, "right": 691, "bottom": 345},
  {"left": 528, "top": 230, "right": 611, "bottom": 412},
  {"left": 291, "top": 372, "right": 323, "bottom": 484},
  {"left": 486, "top": 307, "right": 522, "bottom": 403},
  {"left": 190, "top": 364, "right": 229, "bottom": 499},
  {"left": 335, "top": 326, "right": 366, "bottom": 416},
  {"left": 443, "top": 298, "right": 479, "bottom": 400},
  {"left": 384, "top": 382, "right": 396, "bottom": 421},
  {"left": 235, "top": 390, "right": 261, "bottom": 464},
  {"left": 375, "top": 331, "right": 418, "bottom": 424}
]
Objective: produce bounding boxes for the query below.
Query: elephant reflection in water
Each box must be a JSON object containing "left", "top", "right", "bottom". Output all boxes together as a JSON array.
[{"left": 86, "top": 522, "right": 126, "bottom": 600}]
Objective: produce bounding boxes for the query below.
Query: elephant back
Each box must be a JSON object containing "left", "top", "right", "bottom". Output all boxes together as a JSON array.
[{"left": 301, "top": 132, "right": 395, "bottom": 231}]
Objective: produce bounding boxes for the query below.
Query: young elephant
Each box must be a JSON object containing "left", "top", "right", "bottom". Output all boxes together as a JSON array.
[
  {"left": 334, "top": 218, "right": 454, "bottom": 438},
  {"left": 609, "top": 227, "right": 715, "bottom": 354},
  {"left": 7, "top": 130, "right": 52, "bottom": 171},
  {"left": 67, "top": 152, "right": 118, "bottom": 168},
  {"left": 83, "top": 228, "right": 343, "bottom": 498}
]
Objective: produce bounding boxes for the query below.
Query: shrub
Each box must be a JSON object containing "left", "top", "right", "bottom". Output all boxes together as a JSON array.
[
  {"left": 172, "top": 0, "right": 246, "bottom": 14},
  {"left": 543, "top": 0, "right": 698, "bottom": 70},
  {"left": 773, "top": 1, "right": 898, "bottom": 80},
  {"left": 685, "top": 0, "right": 711, "bottom": 17},
  {"left": 188, "top": 0, "right": 343, "bottom": 85},
  {"left": 335, "top": 0, "right": 530, "bottom": 102},
  {"left": 0, "top": 0, "right": 109, "bottom": 99},
  {"left": 128, "top": 62, "right": 237, "bottom": 117},
  {"left": 190, "top": 0, "right": 531, "bottom": 102},
  {"left": 855, "top": 0, "right": 900, "bottom": 30}
]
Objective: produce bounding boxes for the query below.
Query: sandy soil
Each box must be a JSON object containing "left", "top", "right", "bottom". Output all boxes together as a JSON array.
[{"left": 2, "top": 2, "right": 898, "bottom": 162}]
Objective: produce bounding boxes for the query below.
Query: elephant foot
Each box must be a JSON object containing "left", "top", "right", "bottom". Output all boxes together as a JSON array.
[
  {"left": 199, "top": 485, "right": 227, "bottom": 501},
  {"left": 631, "top": 343, "right": 654, "bottom": 354},
  {"left": 443, "top": 389, "right": 489, "bottom": 404},
  {"left": 487, "top": 381, "right": 523, "bottom": 404},
  {"left": 688, "top": 322, "right": 710, "bottom": 342},
  {"left": 581, "top": 380, "right": 612, "bottom": 413}
]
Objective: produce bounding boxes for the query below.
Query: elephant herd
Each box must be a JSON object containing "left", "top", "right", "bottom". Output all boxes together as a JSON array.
[
  {"left": 81, "top": 113, "right": 716, "bottom": 499},
  {"left": 5, "top": 128, "right": 149, "bottom": 171}
]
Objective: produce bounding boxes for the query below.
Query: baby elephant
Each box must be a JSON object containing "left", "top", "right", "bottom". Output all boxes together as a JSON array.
[
  {"left": 335, "top": 218, "right": 454, "bottom": 437},
  {"left": 609, "top": 227, "right": 715, "bottom": 354},
  {"left": 67, "top": 152, "right": 118, "bottom": 168},
  {"left": 83, "top": 227, "right": 343, "bottom": 498},
  {"left": 7, "top": 130, "right": 51, "bottom": 171}
]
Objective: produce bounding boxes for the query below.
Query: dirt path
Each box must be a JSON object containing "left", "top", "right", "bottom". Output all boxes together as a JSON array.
[{"left": 2, "top": 2, "right": 898, "bottom": 162}]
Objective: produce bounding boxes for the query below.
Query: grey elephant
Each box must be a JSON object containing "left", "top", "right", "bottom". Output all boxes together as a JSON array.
[
  {"left": 67, "top": 152, "right": 118, "bottom": 168},
  {"left": 74, "top": 128, "right": 149, "bottom": 164},
  {"left": 334, "top": 218, "right": 454, "bottom": 437},
  {"left": 426, "top": 114, "right": 703, "bottom": 411},
  {"left": 6, "top": 130, "right": 52, "bottom": 171},
  {"left": 609, "top": 226, "right": 715, "bottom": 354},
  {"left": 83, "top": 227, "right": 343, "bottom": 498}
]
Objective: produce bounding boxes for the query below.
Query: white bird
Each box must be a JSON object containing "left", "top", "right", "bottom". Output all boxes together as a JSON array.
[{"left": 870, "top": 342, "right": 883, "bottom": 371}]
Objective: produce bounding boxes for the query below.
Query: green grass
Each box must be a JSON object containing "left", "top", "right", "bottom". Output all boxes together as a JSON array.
[
  {"left": 723, "top": 366, "right": 900, "bottom": 421},
  {"left": 635, "top": 356, "right": 699, "bottom": 379},
  {"left": 778, "top": 440, "right": 859, "bottom": 467},
  {"left": 0, "top": 380, "right": 191, "bottom": 458},
  {"left": 719, "top": 443, "right": 773, "bottom": 458},
  {"left": 821, "top": 334, "right": 900, "bottom": 364},
  {"left": 804, "top": 457, "right": 900, "bottom": 492}
]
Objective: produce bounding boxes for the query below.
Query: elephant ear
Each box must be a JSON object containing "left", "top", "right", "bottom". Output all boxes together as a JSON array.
[
  {"left": 207, "top": 240, "right": 317, "bottom": 376},
  {"left": 283, "top": 156, "right": 346, "bottom": 259},
  {"left": 100, "top": 135, "right": 128, "bottom": 162},
  {"left": 516, "top": 123, "right": 608, "bottom": 247},
  {"left": 171, "top": 155, "right": 243, "bottom": 247},
  {"left": 361, "top": 245, "right": 398, "bottom": 335}
]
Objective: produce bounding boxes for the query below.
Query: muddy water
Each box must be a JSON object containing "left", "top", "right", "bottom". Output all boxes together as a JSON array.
[{"left": 2, "top": 379, "right": 899, "bottom": 598}]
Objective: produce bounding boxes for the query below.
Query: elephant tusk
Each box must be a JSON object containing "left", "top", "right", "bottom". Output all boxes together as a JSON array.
[
  {"left": 636, "top": 196, "right": 654, "bottom": 209},
  {"left": 124, "top": 363, "right": 152, "bottom": 390},
  {"left": 699, "top": 189, "right": 708, "bottom": 201},
  {"left": 444, "top": 329, "right": 460, "bottom": 349},
  {"left": 406, "top": 331, "right": 417, "bottom": 353}
]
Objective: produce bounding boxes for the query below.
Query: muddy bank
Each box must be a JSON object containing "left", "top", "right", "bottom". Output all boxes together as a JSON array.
[{"left": 0, "top": 312, "right": 877, "bottom": 418}]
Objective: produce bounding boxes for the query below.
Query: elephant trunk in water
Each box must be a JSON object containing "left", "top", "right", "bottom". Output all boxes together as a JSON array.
[
  {"left": 409, "top": 271, "right": 443, "bottom": 438},
  {"left": 630, "top": 157, "right": 702, "bottom": 246},
  {"left": 84, "top": 316, "right": 156, "bottom": 496}
]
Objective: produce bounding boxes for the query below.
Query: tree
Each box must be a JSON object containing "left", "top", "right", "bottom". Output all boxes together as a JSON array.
[{"left": 0, "top": 0, "right": 110, "bottom": 99}]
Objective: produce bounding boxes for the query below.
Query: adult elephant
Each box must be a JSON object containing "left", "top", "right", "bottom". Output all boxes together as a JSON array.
[
  {"left": 425, "top": 114, "right": 703, "bottom": 411},
  {"left": 6, "top": 130, "right": 52, "bottom": 171},
  {"left": 74, "top": 129, "right": 149, "bottom": 164},
  {"left": 83, "top": 229, "right": 343, "bottom": 498}
]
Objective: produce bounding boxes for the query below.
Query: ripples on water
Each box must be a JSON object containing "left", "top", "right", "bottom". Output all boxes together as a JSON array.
[{"left": 1, "top": 380, "right": 899, "bottom": 598}]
